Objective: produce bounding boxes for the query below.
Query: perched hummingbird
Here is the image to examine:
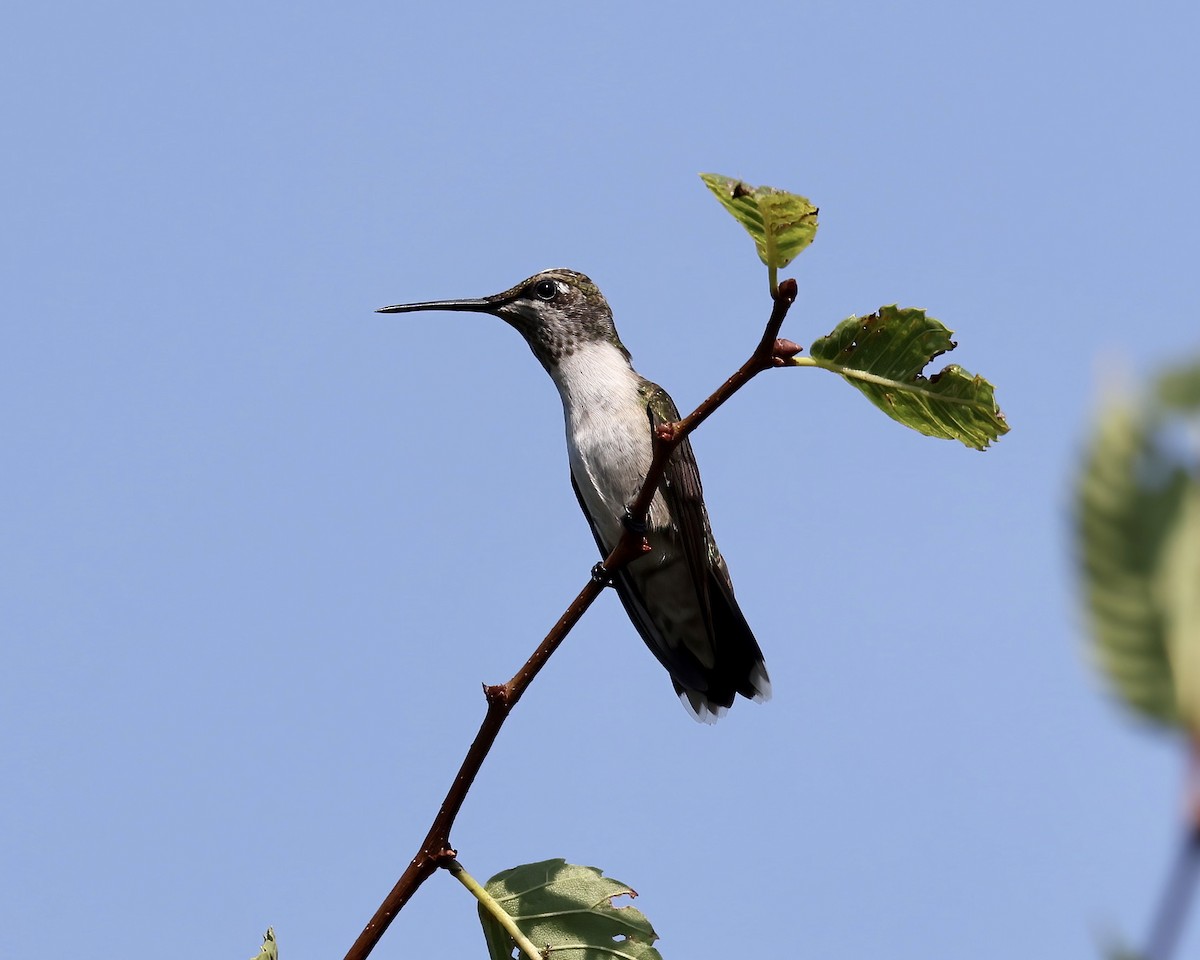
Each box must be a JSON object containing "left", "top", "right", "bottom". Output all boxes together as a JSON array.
[{"left": 377, "top": 269, "right": 770, "bottom": 722}]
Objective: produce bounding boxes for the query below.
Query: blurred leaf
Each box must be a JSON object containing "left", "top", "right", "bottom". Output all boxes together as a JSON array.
[
  {"left": 700, "top": 173, "right": 818, "bottom": 271},
  {"left": 1103, "top": 947, "right": 1147, "bottom": 960},
  {"left": 1161, "top": 484, "right": 1200, "bottom": 725},
  {"left": 249, "top": 928, "right": 277, "bottom": 960},
  {"left": 478, "top": 859, "right": 662, "bottom": 960},
  {"left": 1098, "top": 922, "right": 1150, "bottom": 960},
  {"left": 1077, "top": 403, "right": 1182, "bottom": 726},
  {"left": 1076, "top": 360, "right": 1200, "bottom": 731},
  {"left": 803, "top": 305, "right": 1008, "bottom": 450},
  {"left": 1158, "top": 359, "right": 1200, "bottom": 412}
]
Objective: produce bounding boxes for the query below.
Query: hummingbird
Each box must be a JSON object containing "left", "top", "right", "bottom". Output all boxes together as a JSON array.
[{"left": 377, "top": 268, "right": 770, "bottom": 722}]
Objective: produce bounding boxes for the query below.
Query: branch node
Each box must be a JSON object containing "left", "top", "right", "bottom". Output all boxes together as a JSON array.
[
  {"left": 773, "top": 338, "right": 803, "bottom": 361},
  {"left": 482, "top": 683, "right": 508, "bottom": 706}
]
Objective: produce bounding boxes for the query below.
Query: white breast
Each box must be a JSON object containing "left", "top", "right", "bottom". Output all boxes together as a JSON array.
[{"left": 550, "top": 344, "right": 666, "bottom": 550}]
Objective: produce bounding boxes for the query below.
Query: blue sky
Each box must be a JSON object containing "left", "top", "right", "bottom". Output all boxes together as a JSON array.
[{"left": 4, "top": 1, "right": 1199, "bottom": 958}]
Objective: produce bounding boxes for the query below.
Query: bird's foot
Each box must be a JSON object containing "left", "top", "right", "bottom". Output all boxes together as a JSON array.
[
  {"left": 590, "top": 562, "right": 615, "bottom": 587},
  {"left": 621, "top": 511, "right": 647, "bottom": 535}
]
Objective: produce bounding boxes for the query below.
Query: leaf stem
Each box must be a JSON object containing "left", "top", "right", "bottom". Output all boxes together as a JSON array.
[
  {"left": 445, "top": 859, "right": 545, "bottom": 960},
  {"left": 789, "top": 356, "right": 990, "bottom": 409}
]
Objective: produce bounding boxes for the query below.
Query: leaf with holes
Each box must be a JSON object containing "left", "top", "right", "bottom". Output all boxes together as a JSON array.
[
  {"left": 1076, "top": 360, "right": 1200, "bottom": 732},
  {"left": 478, "top": 859, "right": 662, "bottom": 960},
  {"left": 801, "top": 305, "right": 1008, "bottom": 450},
  {"left": 700, "top": 173, "right": 818, "bottom": 274}
]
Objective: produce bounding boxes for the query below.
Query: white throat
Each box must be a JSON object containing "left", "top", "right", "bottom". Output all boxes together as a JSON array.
[
  {"left": 549, "top": 340, "right": 641, "bottom": 417},
  {"left": 550, "top": 342, "right": 665, "bottom": 543}
]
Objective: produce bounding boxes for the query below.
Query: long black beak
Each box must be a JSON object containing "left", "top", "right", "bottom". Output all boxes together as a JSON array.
[{"left": 375, "top": 297, "right": 497, "bottom": 315}]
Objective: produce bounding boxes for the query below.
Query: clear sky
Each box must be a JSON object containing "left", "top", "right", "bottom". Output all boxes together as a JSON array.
[{"left": 4, "top": 2, "right": 1199, "bottom": 958}]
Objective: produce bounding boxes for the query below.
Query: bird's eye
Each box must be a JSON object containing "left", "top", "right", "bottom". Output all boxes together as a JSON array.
[{"left": 533, "top": 279, "right": 558, "bottom": 301}]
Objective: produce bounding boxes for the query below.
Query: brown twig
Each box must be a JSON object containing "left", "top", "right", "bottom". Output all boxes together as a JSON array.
[{"left": 343, "top": 278, "right": 798, "bottom": 960}]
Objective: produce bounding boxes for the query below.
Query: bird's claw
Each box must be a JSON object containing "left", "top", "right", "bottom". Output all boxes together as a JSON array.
[
  {"left": 591, "top": 562, "right": 615, "bottom": 587},
  {"left": 622, "top": 511, "right": 647, "bottom": 535}
]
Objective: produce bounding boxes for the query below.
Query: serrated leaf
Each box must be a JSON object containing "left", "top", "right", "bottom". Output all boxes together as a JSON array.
[
  {"left": 249, "top": 928, "right": 277, "bottom": 960},
  {"left": 1076, "top": 360, "right": 1200, "bottom": 732},
  {"left": 805, "top": 305, "right": 1008, "bottom": 450},
  {"left": 478, "top": 859, "right": 662, "bottom": 960},
  {"left": 700, "top": 173, "right": 818, "bottom": 271},
  {"left": 1077, "top": 404, "right": 1182, "bottom": 726}
]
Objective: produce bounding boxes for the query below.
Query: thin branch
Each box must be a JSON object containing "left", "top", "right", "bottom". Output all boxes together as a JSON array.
[
  {"left": 624, "top": 278, "right": 798, "bottom": 525},
  {"left": 343, "top": 277, "right": 798, "bottom": 960},
  {"left": 1144, "top": 825, "right": 1200, "bottom": 960},
  {"left": 1144, "top": 739, "right": 1200, "bottom": 960},
  {"left": 342, "top": 578, "right": 606, "bottom": 960}
]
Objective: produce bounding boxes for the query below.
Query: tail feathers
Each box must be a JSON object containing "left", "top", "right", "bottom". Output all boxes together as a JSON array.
[
  {"left": 673, "top": 641, "right": 771, "bottom": 724},
  {"left": 677, "top": 687, "right": 728, "bottom": 725},
  {"left": 674, "top": 663, "right": 770, "bottom": 723},
  {"left": 669, "top": 568, "right": 770, "bottom": 723},
  {"left": 609, "top": 567, "right": 770, "bottom": 722}
]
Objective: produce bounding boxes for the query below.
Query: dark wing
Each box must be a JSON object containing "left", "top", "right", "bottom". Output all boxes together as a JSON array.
[
  {"left": 641, "top": 383, "right": 717, "bottom": 618},
  {"left": 570, "top": 382, "right": 769, "bottom": 720},
  {"left": 642, "top": 384, "right": 769, "bottom": 712}
]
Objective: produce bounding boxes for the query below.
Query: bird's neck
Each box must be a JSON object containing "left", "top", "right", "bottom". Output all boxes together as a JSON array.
[{"left": 549, "top": 340, "right": 644, "bottom": 425}]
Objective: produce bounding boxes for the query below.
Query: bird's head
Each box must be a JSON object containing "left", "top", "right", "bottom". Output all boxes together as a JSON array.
[{"left": 377, "top": 268, "right": 629, "bottom": 371}]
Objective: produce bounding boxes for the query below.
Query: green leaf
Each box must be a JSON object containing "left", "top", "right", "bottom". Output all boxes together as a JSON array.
[
  {"left": 1075, "top": 360, "right": 1200, "bottom": 732},
  {"left": 1157, "top": 358, "right": 1200, "bottom": 412},
  {"left": 248, "top": 928, "right": 277, "bottom": 960},
  {"left": 1077, "top": 403, "right": 1182, "bottom": 727},
  {"left": 803, "top": 305, "right": 1008, "bottom": 450},
  {"left": 1161, "top": 482, "right": 1200, "bottom": 727},
  {"left": 478, "top": 859, "right": 662, "bottom": 960},
  {"left": 700, "top": 173, "right": 818, "bottom": 273}
]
